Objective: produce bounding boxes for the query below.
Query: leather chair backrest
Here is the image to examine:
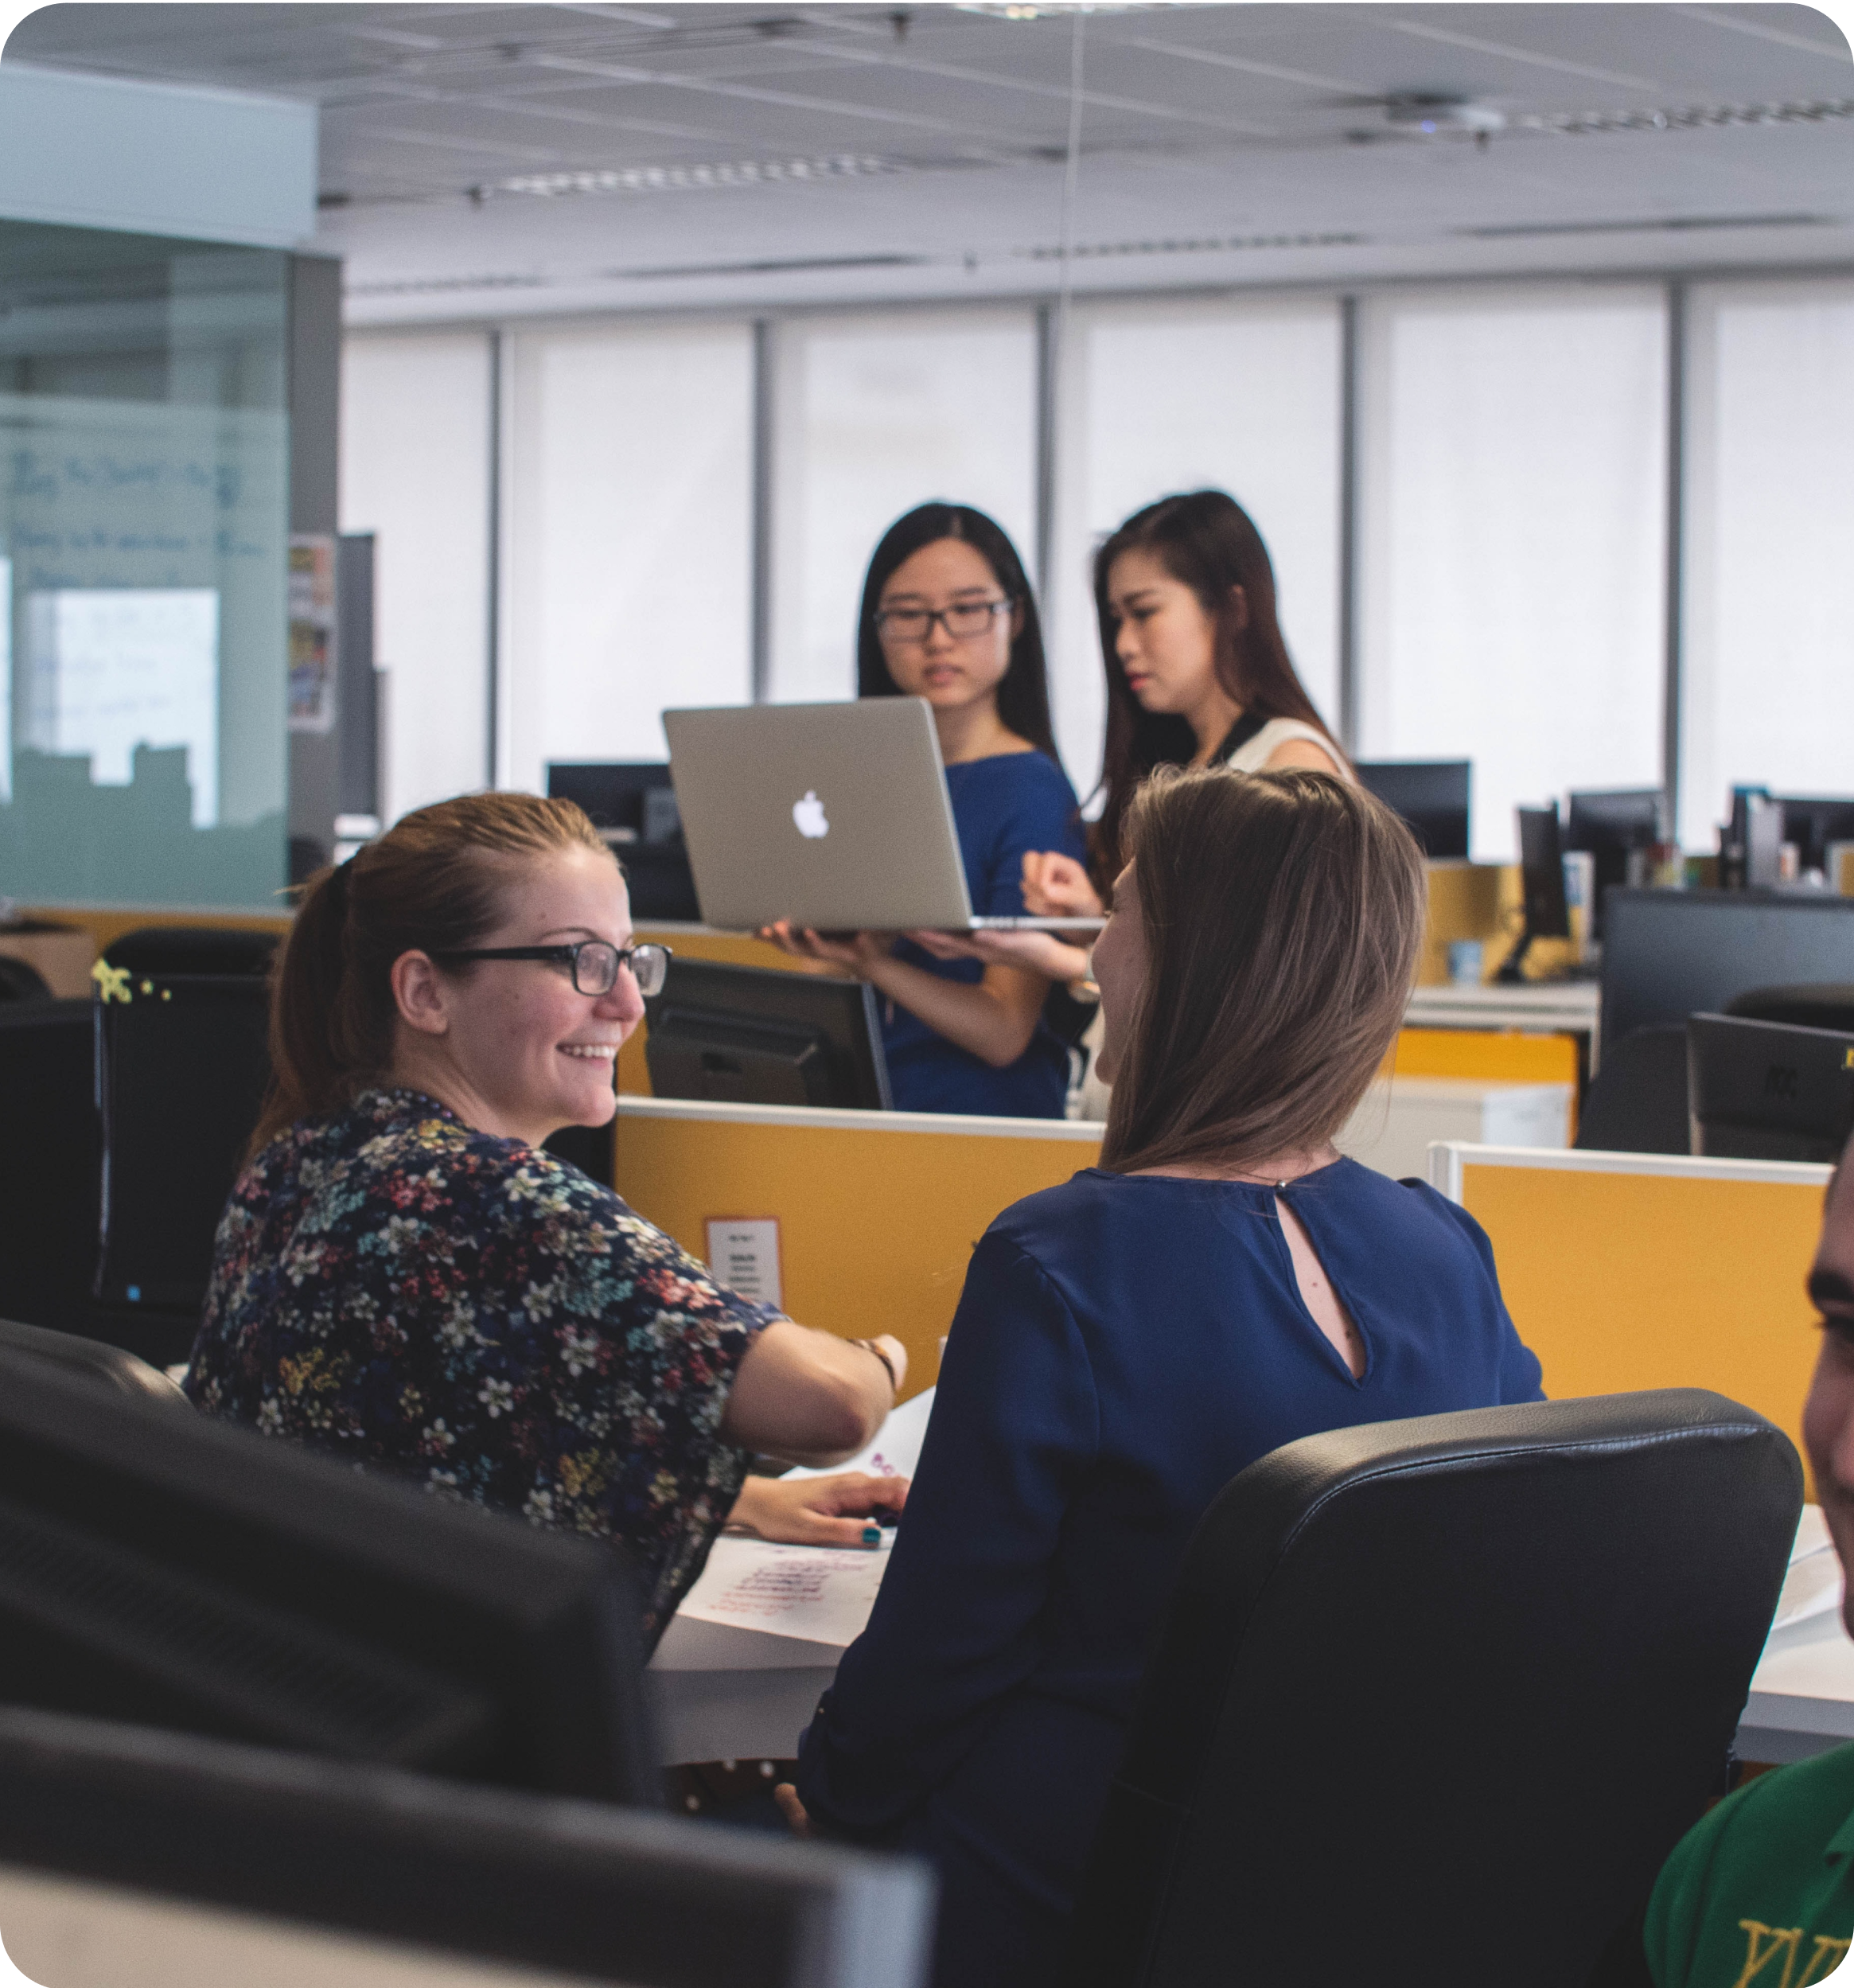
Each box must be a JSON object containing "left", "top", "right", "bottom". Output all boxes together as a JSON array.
[
  {"left": 0, "top": 1315, "right": 189, "bottom": 1409},
  {"left": 0, "top": 956, "right": 51, "bottom": 1004},
  {"left": 1575, "top": 1024, "right": 1691, "bottom": 1153},
  {"left": 101, "top": 927, "right": 278, "bottom": 979},
  {"left": 1063, "top": 1390, "right": 1800, "bottom": 1988}
]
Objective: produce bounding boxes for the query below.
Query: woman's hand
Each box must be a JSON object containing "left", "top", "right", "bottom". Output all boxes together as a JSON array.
[
  {"left": 906, "top": 927, "right": 1093, "bottom": 983},
  {"left": 758, "top": 921, "right": 896, "bottom": 973},
  {"left": 727, "top": 1470, "right": 909, "bottom": 1548},
  {"left": 774, "top": 1784, "right": 812, "bottom": 1837},
  {"left": 1022, "top": 851, "right": 1104, "bottom": 920}
]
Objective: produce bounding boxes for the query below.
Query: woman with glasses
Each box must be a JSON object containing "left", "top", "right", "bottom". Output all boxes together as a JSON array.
[
  {"left": 763, "top": 502, "right": 1087, "bottom": 1119},
  {"left": 185, "top": 792, "right": 910, "bottom": 1641}
]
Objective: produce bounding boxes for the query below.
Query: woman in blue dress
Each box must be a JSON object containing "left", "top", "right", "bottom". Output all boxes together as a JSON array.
[
  {"left": 783, "top": 766, "right": 1545, "bottom": 1985},
  {"left": 763, "top": 503, "right": 1087, "bottom": 1118}
]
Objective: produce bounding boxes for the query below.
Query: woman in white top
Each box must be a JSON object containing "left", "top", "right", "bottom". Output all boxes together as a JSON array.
[{"left": 915, "top": 491, "right": 1348, "bottom": 1006}]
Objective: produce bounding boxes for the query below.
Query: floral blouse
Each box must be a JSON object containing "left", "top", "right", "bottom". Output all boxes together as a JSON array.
[{"left": 185, "top": 1087, "right": 776, "bottom": 1639}]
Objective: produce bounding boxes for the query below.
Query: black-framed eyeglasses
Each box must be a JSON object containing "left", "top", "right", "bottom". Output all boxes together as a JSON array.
[
  {"left": 873, "top": 598, "right": 1015, "bottom": 644},
  {"left": 431, "top": 940, "right": 671, "bottom": 998}
]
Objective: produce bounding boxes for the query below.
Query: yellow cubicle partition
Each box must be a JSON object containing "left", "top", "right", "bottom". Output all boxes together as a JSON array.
[
  {"left": 615, "top": 1095, "right": 1103, "bottom": 1400},
  {"left": 1431, "top": 1144, "right": 1832, "bottom": 1489}
]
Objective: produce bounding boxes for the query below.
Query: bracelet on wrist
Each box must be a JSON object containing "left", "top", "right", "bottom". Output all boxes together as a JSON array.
[{"left": 851, "top": 1337, "right": 898, "bottom": 1394}]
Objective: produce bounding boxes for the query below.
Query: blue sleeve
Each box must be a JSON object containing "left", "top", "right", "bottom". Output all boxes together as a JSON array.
[
  {"left": 972, "top": 759, "right": 1087, "bottom": 918},
  {"left": 1420, "top": 1185, "right": 1546, "bottom": 1404},
  {"left": 795, "top": 1231, "right": 1099, "bottom": 1835}
]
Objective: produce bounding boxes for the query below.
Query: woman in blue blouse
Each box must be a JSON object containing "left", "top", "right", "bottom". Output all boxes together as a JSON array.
[
  {"left": 764, "top": 503, "right": 1086, "bottom": 1117},
  {"left": 187, "top": 793, "right": 910, "bottom": 1639},
  {"left": 785, "top": 766, "right": 1545, "bottom": 1984}
]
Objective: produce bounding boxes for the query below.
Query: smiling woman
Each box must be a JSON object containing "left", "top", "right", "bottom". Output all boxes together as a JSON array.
[{"left": 184, "top": 792, "right": 912, "bottom": 1639}]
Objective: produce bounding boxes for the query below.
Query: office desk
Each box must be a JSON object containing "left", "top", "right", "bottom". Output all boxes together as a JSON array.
[{"left": 1745, "top": 1612, "right": 1854, "bottom": 1764}]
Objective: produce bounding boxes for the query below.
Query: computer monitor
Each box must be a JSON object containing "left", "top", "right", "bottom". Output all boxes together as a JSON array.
[
  {"left": 645, "top": 959, "right": 892, "bottom": 1111},
  {"left": 1497, "top": 805, "right": 1572, "bottom": 984},
  {"left": 547, "top": 762, "right": 700, "bottom": 924},
  {"left": 0, "top": 1356, "right": 657, "bottom": 1804},
  {"left": 94, "top": 973, "right": 273, "bottom": 1319},
  {"left": 1353, "top": 762, "right": 1470, "bottom": 860},
  {"left": 1601, "top": 890, "right": 1854, "bottom": 1051},
  {"left": 1564, "top": 790, "right": 1662, "bottom": 933},
  {"left": 0, "top": 1707, "right": 932, "bottom": 1988},
  {"left": 1777, "top": 796, "right": 1854, "bottom": 878},
  {"left": 1687, "top": 1012, "right": 1854, "bottom": 1164}
]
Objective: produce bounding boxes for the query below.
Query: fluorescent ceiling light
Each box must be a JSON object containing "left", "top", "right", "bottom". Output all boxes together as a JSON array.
[
  {"left": 953, "top": 3, "right": 1168, "bottom": 18},
  {"left": 473, "top": 155, "right": 906, "bottom": 201}
]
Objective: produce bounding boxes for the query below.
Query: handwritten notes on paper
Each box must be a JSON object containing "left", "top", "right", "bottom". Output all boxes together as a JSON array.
[
  {"left": 677, "top": 1537, "right": 893, "bottom": 1651},
  {"left": 672, "top": 1390, "right": 937, "bottom": 1651}
]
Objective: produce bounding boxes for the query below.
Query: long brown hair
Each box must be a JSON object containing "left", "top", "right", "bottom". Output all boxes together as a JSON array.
[
  {"left": 1100, "top": 767, "right": 1424, "bottom": 1179},
  {"left": 1093, "top": 489, "right": 1341, "bottom": 891},
  {"left": 253, "top": 793, "right": 613, "bottom": 1153}
]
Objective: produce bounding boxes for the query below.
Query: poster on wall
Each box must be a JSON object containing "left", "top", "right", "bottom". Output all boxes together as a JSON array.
[{"left": 288, "top": 535, "right": 337, "bottom": 734}]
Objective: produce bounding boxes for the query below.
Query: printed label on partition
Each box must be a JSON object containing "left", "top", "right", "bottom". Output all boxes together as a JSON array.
[{"left": 706, "top": 1218, "right": 782, "bottom": 1309}]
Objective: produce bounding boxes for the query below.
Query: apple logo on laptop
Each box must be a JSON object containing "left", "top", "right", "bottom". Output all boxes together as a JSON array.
[{"left": 793, "top": 790, "right": 830, "bottom": 839}]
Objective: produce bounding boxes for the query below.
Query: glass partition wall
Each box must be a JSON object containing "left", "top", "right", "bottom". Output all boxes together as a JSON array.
[{"left": 0, "top": 220, "right": 290, "bottom": 909}]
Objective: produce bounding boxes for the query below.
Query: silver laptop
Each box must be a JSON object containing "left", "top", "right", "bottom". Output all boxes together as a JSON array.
[{"left": 662, "top": 700, "right": 1104, "bottom": 934}]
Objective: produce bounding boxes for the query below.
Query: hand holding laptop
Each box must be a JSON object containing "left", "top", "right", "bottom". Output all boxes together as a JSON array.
[
  {"left": 759, "top": 920, "right": 898, "bottom": 973},
  {"left": 908, "top": 926, "right": 1093, "bottom": 982}
]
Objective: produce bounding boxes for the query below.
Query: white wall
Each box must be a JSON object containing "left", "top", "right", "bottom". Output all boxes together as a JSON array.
[
  {"left": 768, "top": 309, "right": 1038, "bottom": 707},
  {"left": 1681, "top": 279, "right": 1854, "bottom": 850},
  {"left": 502, "top": 318, "right": 754, "bottom": 796},
  {"left": 1357, "top": 286, "right": 1668, "bottom": 861},
  {"left": 339, "top": 332, "right": 492, "bottom": 824},
  {"left": 345, "top": 272, "right": 1854, "bottom": 852}
]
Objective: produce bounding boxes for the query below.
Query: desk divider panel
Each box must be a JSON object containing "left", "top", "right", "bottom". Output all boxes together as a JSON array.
[
  {"left": 614, "top": 1097, "right": 1102, "bottom": 1398},
  {"left": 1431, "top": 1143, "right": 1831, "bottom": 1491}
]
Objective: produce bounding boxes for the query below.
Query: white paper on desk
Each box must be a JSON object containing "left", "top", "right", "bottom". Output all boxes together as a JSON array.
[
  {"left": 676, "top": 1535, "right": 893, "bottom": 1650},
  {"left": 781, "top": 1386, "right": 935, "bottom": 1486},
  {"left": 1772, "top": 1506, "right": 1844, "bottom": 1634}
]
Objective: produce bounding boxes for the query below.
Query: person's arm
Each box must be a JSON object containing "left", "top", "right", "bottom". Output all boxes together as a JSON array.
[
  {"left": 861, "top": 949, "right": 1048, "bottom": 1068},
  {"left": 722, "top": 1319, "right": 907, "bottom": 1467},
  {"left": 907, "top": 926, "right": 1095, "bottom": 984},
  {"left": 794, "top": 1232, "right": 1097, "bottom": 1834},
  {"left": 760, "top": 924, "right": 1047, "bottom": 1070}
]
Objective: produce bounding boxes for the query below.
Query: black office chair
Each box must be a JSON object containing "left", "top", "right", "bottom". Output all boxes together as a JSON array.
[
  {"left": 0, "top": 955, "right": 52, "bottom": 1004},
  {"left": 0, "top": 1316, "right": 189, "bottom": 1409},
  {"left": 102, "top": 926, "right": 279, "bottom": 979},
  {"left": 1728, "top": 983, "right": 1854, "bottom": 1036},
  {"left": 1061, "top": 1390, "right": 1799, "bottom": 1988},
  {"left": 1575, "top": 1024, "right": 1691, "bottom": 1153}
]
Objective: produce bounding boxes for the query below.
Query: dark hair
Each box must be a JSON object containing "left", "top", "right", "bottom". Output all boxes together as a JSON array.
[
  {"left": 1093, "top": 489, "right": 1341, "bottom": 891},
  {"left": 1099, "top": 766, "right": 1425, "bottom": 1179},
  {"left": 253, "top": 792, "right": 613, "bottom": 1154},
  {"left": 855, "top": 501, "right": 1062, "bottom": 767}
]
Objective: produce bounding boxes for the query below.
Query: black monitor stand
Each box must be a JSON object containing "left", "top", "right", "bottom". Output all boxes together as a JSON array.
[{"left": 1498, "top": 805, "right": 1573, "bottom": 984}]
